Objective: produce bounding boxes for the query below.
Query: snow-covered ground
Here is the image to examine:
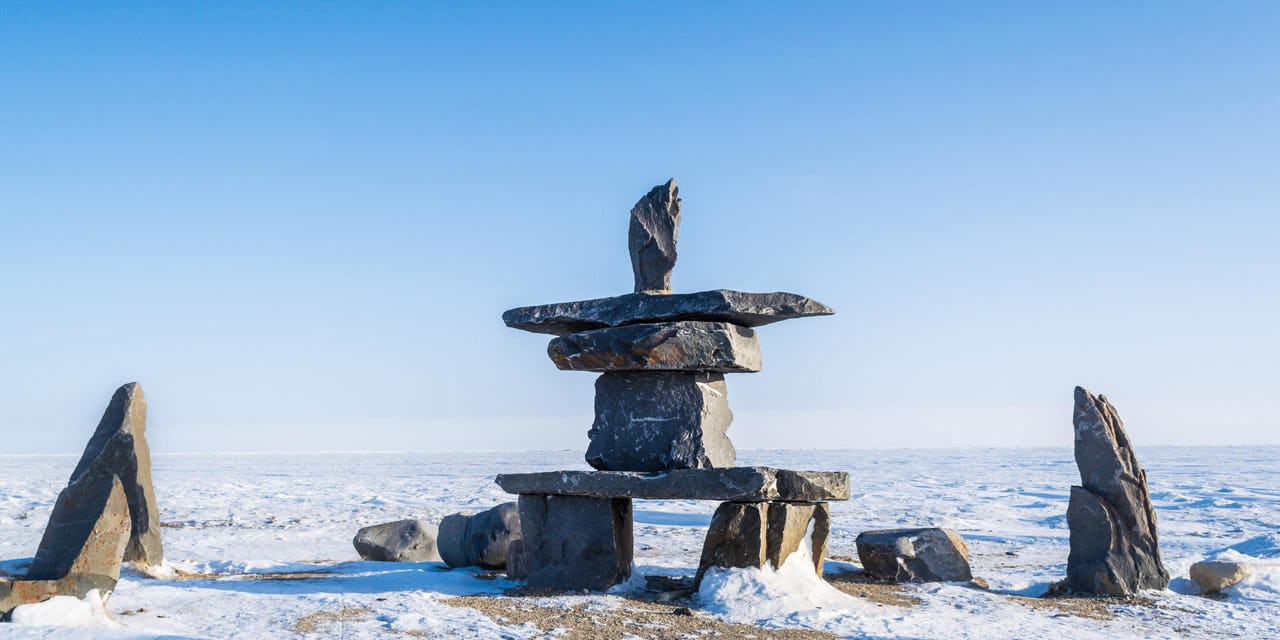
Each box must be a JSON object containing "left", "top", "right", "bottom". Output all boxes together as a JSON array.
[{"left": 0, "top": 446, "right": 1276, "bottom": 639}]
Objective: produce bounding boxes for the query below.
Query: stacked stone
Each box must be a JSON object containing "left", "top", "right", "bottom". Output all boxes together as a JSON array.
[
  {"left": 504, "top": 179, "right": 834, "bottom": 472},
  {"left": 500, "top": 179, "right": 845, "bottom": 590}
]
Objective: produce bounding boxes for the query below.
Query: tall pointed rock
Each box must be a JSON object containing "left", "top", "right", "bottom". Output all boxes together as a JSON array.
[
  {"left": 68, "top": 382, "right": 164, "bottom": 567},
  {"left": 1062, "top": 386, "right": 1169, "bottom": 595},
  {"left": 628, "top": 178, "right": 681, "bottom": 293}
]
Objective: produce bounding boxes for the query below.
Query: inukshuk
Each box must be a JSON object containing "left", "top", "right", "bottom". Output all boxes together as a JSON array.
[{"left": 498, "top": 179, "right": 848, "bottom": 590}]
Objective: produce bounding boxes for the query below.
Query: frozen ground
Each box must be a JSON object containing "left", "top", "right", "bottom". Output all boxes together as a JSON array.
[{"left": 0, "top": 446, "right": 1277, "bottom": 639}]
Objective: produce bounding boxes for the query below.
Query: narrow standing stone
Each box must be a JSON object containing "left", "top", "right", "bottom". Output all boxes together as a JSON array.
[
  {"left": 27, "top": 474, "right": 132, "bottom": 582},
  {"left": 629, "top": 178, "right": 681, "bottom": 293},
  {"left": 67, "top": 382, "right": 164, "bottom": 567},
  {"left": 1062, "top": 386, "right": 1169, "bottom": 595},
  {"left": 517, "top": 494, "right": 633, "bottom": 590}
]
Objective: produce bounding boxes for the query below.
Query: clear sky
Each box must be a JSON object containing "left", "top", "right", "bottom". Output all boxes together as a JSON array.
[{"left": 2, "top": 2, "right": 1277, "bottom": 454}]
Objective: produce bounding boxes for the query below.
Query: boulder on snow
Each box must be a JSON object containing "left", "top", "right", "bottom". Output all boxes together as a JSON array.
[
  {"left": 1190, "top": 560, "right": 1251, "bottom": 593},
  {"left": 855, "top": 527, "right": 972, "bottom": 582},
  {"left": 353, "top": 519, "right": 441, "bottom": 562},
  {"left": 437, "top": 502, "right": 522, "bottom": 570}
]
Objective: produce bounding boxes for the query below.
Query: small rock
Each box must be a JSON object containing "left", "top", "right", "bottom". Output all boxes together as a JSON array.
[
  {"left": 352, "top": 519, "right": 441, "bottom": 562},
  {"left": 629, "top": 178, "right": 681, "bottom": 294},
  {"left": 855, "top": 528, "right": 973, "bottom": 582},
  {"left": 1190, "top": 560, "right": 1251, "bottom": 593},
  {"left": 437, "top": 503, "right": 522, "bottom": 570}
]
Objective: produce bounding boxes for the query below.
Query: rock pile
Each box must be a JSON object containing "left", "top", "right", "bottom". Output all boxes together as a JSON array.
[
  {"left": 502, "top": 179, "right": 834, "bottom": 472},
  {"left": 1, "top": 383, "right": 163, "bottom": 614},
  {"left": 1058, "top": 387, "right": 1169, "bottom": 596},
  {"left": 499, "top": 179, "right": 845, "bottom": 590}
]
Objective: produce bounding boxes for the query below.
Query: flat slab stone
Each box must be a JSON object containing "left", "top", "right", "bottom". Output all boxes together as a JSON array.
[
  {"left": 548, "top": 321, "right": 762, "bottom": 373},
  {"left": 495, "top": 467, "right": 849, "bottom": 502},
  {"left": 503, "top": 290, "right": 834, "bottom": 337}
]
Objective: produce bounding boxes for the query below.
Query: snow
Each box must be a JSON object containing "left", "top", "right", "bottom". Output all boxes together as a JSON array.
[
  {"left": 0, "top": 446, "right": 1276, "bottom": 638},
  {"left": 9, "top": 590, "right": 115, "bottom": 628}
]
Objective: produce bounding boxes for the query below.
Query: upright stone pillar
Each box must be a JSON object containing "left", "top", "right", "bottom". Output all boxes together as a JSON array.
[{"left": 518, "top": 494, "right": 633, "bottom": 591}]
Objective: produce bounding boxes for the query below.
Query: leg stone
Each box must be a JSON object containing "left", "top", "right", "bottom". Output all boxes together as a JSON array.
[
  {"left": 697, "top": 501, "right": 829, "bottom": 585},
  {"left": 517, "top": 494, "right": 633, "bottom": 591}
]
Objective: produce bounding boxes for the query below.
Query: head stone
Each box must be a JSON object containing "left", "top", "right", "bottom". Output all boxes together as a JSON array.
[{"left": 628, "top": 178, "right": 682, "bottom": 294}]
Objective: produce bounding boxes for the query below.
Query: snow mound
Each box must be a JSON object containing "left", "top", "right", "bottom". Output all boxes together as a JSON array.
[
  {"left": 697, "top": 542, "right": 865, "bottom": 625},
  {"left": 10, "top": 589, "right": 117, "bottom": 628}
]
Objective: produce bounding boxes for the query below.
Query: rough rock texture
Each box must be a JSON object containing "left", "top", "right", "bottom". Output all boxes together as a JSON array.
[
  {"left": 437, "top": 503, "right": 522, "bottom": 570},
  {"left": 586, "top": 371, "right": 735, "bottom": 471},
  {"left": 518, "top": 494, "right": 632, "bottom": 590},
  {"left": 66, "top": 382, "right": 163, "bottom": 567},
  {"left": 1190, "top": 560, "right": 1251, "bottom": 593},
  {"left": 495, "top": 467, "right": 851, "bottom": 502},
  {"left": 505, "top": 539, "right": 525, "bottom": 580},
  {"left": 856, "top": 528, "right": 973, "bottom": 583},
  {"left": 767, "top": 502, "right": 829, "bottom": 573},
  {"left": 547, "top": 321, "right": 762, "bottom": 373},
  {"left": 1063, "top": 387, "right": 1169, "bottom": 595},
  {"left": 352, "top": 519, "right": 441, "bottom": 562},
  {"left": 503, "top": 290, "right": 834, "bottom": 337},
  {"left": 27, "top": 474, "right": 132, "bottom": 583},
  {"left": 0, "top": 574, "right": 120, "bottom": 615},
  {"left": 696, "top": 501, "right": 830, "bottom": 585},
  {"left": 629, "top": 178, "right": 681, "bottom": 294}
]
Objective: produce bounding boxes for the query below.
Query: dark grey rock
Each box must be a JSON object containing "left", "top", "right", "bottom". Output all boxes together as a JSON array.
[
  {"left": 437, "top": 503, "right": 522, "bottom": 570},
  {"left": 353, "top": 519, "right": 441, "bottom": 562},
  {"left": 503, "top": 290, "right": 834, "bottom": 337},
  {"left": 696, "top": 501, "right": 830, "bottom": 585},
  {"left": 547, "top": 321, "right": 762, "bottom": 373},
  {"left": 629, "top": 178, "right": 681, "bottom": 294},
  {"left": 505, "top": 539, "right": 525, "bottom": 580},
  {"left": 586, "top": 371, "right": 734, "bottom": 471},
  {"left": 856, "top": 528, "right": 972, "bottom": 583},
  {"left": 66, "top": 383, "right": 163, "bottom": 567},
  {"left": 27, "top": 474, "right": 132, "bottom": 582},
  {"left": 1062, "top": 387, "right": 1169, "bottom": 595},
  {"left": 0, "top": 574, "right": 120, "bottom": 615},
  {"left": 495, "top": 467, "right": 851, "bottom": 502},
  {"left": 518, "top": 494, "right": 632, "bottom": 590}
]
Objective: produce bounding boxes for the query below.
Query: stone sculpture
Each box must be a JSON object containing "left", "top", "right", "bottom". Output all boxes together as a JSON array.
[
  {"left": 1059, "top": 387, "right": 1170, "bottom": 595},
  {"left": 498, "top": 179, "right": 844, "bottom": 590}
]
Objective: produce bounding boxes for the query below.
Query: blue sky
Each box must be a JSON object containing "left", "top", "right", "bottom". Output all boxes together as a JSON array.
[{"left": 2, "top": 2, "right": 1277, "bottom": 453}]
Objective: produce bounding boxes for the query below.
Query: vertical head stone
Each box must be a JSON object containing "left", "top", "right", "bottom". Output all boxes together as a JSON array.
[{"left": 628, "top": 178, "right": 681, "bottom": 294}]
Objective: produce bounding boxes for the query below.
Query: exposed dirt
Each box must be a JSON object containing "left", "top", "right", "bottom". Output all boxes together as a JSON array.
[
  {"left": 824, "top": 569, "right": 923, "bottom": 608},
  {"left": 291, "top": 606, "right": 373, "bottom": 634}
]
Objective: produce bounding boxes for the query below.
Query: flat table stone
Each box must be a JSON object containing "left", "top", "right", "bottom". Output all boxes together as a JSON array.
[
  {"left": 495, "top": 467, "right": 849, "bottom": 502},
  {"left": 502, "top": 290, "right": 834, "bottom": 336}
]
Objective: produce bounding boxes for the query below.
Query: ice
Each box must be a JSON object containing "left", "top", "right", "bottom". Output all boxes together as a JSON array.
[{"left": 0, "top": 446, "right": 1274, "bottom": 637}]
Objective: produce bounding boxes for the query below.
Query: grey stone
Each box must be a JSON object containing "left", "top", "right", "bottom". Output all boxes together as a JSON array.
[
  {"left": 586, "top": 371, "right": 735, "bottom": 471},
  {"left": 503, "top": 290, "right": 834, "bottom": 337},
  {"left": 352, "top": 519, "right": 441, "bottom": 562},
  {"left": 495, "top": 467, "right": 851, "bottom": 502},
  {"left": 1063, "top": 387, "right": 1169, "bottom": 595},
  {"left": 547, "top": 321, "right": 762, "bottom": 373},
  {"left": 0, "top": 574, "right": 120, "bottom": 615},
  {"left": 518, "top": 494, "right": 632, "bottom": 591},
  {"left": 437, "top": 503, "right": 522, "bottom": 570},
  {"left": 856, "top": 528, "right": 973, "bottom": 582},
  {"left": 696, "top": 501, "right": 830, "bottom": 585},
  {"left": 505, "top": 539, "right": 525, "bottom": 580},
  {"left": 66, "top": 383, "right": 163, "bottom": 567},
  {"left": 27, "top": 474, "right": 132, "bottom": 583},
  {"left": 629, "top": 178, "right": 681, "bottom": 294},
  {"left": 1190, "top": 560, "right": 1251, "bottom": 593}
]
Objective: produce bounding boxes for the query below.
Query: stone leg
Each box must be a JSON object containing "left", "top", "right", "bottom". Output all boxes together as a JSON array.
[
  {"left": 518, "top": 494, "right": 633, "bottom": 591},
  {"left": 697, "top": 501, "right": 829, "bottom": 585}
]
